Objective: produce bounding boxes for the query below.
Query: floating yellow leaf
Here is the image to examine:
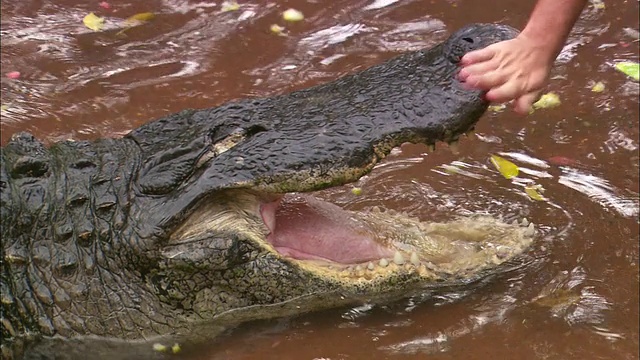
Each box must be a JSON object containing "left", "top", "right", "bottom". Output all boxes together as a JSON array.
[
  {"left": 83, "top": 12, "right": 105, "bottom": 31},
  {"left": 488, "top": 104, "right": 506, "bottom": 112},
  {"left": 171, "top": 343, "right": 181, "bottom": 354},
  {"left": 591, "top": 81, "right": 605, "bottom": 92},
  {"left": 221, "top": 1, "right": 240, "bottom": 12},
  {"left": 525, "top": 184, "right": 546, "bottom": 201},
  {"left": 270, "top": 24, "right": 285, "bottom": 35},
  {"left": 615, "top": 61, "right": 640, "bottom": 81},
  {"left": 533, "top": 289, "right": 581, "bottom": 308},
  {"left": 124, "top": 12, "right": 155, "bottom": 26},
  {"left": 282, "top": 8, "right": 304, "bottom": 22},
  {"left": 351, "top": 187, "right": 363, "bottom": 196},
  {"left": 1, "top": 104, "right": 8, "bottom": 112},
  {"left": 440, "top": 164, "right": 460, "bottom": 175},
  {"left": 592, "top": 0, "right": 605, "bottom": 9},
  {"left": 532, "top": 92, "right": 561, "bottom": 110},
  {"left": 490, "top": 154, "right": 519, "bottom": 179},
  {"left": 152, "top": 343, "right": 167, "bottom": 352}
]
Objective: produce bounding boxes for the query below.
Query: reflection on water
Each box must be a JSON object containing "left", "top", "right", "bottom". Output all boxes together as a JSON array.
[{"left": 559, "top": 167, "right": 639, "bottom": 218}]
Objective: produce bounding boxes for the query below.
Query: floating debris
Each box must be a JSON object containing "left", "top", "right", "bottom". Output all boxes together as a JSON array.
[
  {"left": 83, "top": 12, "right": 105, "bottom": 31},
  {"left": 221, "top": 1, "right": 240, "bottom": 12},
  {"left": 282, "top": 8, "right": 304, "bottom": 22},
  {"left": 532, "top": 92, "right": 561, "bottom": 110},
  {"left": 270, "top": 24, "right": 286, "bottom": 35},
  {"left": 490, "top": 154, "right": 519, "bottom": 179},
  {"left": 5, "top": 71, "right": 20, "bottom": 79},
  {"left": 614, "top": 61, "right": 639, "bottom": 81},
  {"left": 591, "top": 81, "right": 605, "bottom": 93}
]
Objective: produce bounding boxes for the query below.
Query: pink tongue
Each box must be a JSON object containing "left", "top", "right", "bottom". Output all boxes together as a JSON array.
[{"left": 261, "top": 195, "right": 393, "bottom": 264}]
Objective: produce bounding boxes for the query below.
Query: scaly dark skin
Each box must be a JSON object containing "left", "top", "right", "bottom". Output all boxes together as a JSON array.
[{"left": 0, "top": 24, "right": 534, "bottom": 359}]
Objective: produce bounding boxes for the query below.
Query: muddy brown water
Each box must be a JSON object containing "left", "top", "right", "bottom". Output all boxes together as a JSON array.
[{"left": 1, "top": 0, "right": 639, "bottom": 359}]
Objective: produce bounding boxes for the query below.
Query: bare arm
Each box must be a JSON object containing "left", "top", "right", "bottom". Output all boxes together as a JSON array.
[{"left": 458, "top": 0, "right": 588, "bottom": 114}]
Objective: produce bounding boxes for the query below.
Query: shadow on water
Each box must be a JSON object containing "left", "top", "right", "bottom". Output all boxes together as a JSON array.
[{"left": 1, "top": 0, "right": 638, "bottom": 359}]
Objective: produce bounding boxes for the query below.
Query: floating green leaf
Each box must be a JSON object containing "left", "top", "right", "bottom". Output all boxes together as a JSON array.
[
  {"left": 83, "top": 12, "right": 105, "bottom": 31},
  {"left": 532, "top": 92, "right": 561, "bottom": 110},
  {"left": 351, "top": 187, "right": 363, "bottom": 196},
  {"left": 171, "top": 343, "right": 181, "bottom": 354},
  {"left": 615, "top": 61, "right": 639, "bottom": 81},
  {"left": 490, "top": 154, "right": 519, "bottom": 179}
]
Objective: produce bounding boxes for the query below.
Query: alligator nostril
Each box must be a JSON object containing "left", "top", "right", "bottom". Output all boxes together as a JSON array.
[{"left": 462, "top": 37, "right": 474, "bottom": 44}]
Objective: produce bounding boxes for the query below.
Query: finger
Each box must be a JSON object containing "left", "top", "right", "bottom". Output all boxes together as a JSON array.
[
  {"left": 484, "top": 80, "right": 524, "bottom": 103},
  {"left": 513, "top": 91, "right": 541, "bottom": 115},
  {"left": 460, "top": 47, "right": 496, "bottom": 65},
  {"left": 458, "top": 59, "right": 500, "bottom": 81},
  {"left": 465, "top": 70, "right": 509, "bottom": 91}
]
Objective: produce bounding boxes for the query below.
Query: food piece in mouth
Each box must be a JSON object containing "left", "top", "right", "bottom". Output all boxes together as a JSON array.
[{"left": 261, "top": 194, "right": 394, "bottom": 264}]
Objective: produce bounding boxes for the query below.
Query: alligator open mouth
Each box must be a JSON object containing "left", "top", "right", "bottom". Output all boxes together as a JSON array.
[
  {"left": 261, "top": 194, "right": 395, "bottom": 264},
  {"left": 168, "top": 159, "right": 534, "bottom": 283},
  {"left": 256, "top": 192, "right": 535, "bottom": 276}
]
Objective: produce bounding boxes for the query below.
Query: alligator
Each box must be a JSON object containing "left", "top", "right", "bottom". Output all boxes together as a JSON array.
[{"left": 1, "top": 23, "right": 535, "bottom": 359}]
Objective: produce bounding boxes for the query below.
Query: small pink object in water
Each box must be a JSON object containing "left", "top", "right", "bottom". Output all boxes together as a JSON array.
[
  {"left": 548, "top": 156, "right": 576, "bottom": 166},
  {"left": 99, "top": 1, "right": 110, "bottom": 9},
  {"left": 5, "top": 71, "right": 20, "bottom": 79}
]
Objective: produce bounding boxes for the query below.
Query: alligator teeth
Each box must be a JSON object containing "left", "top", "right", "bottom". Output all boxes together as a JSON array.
[
  {"left": 379, "top": 258, "right": 389, "bottom": 267},
  {"left": 372, "top": 206, "right": 381, "bottom": 214},
  {"left": 511, "top": 219, "right": 518, "bottom": 226},
  {"left": 448, "top": 140, "right": 460, "bottom": 155},
  {"left": 410, "top": 252, "right": 420, "bottom": 265},
  {"left": 521, "top": 218, "right": 529, "bottom": 226},
  {"left": 525, "top": 222, "right": 535, "bottom": 236},
  {"left": 367, "top": 262, "right": 375, "bottom": 271},
  {"left": 355, "top": 265, "right": 363, "bottom": 272},
  {"left": 427, "top": 144, "right": 436, "bottom": 152},
  {"left": 393, "top": 251, "right": 405, "bottom": 265}
]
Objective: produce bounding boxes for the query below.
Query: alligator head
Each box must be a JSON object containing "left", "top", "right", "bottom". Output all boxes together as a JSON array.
[
  {"left": 127, "top": 21, "right": 532, "bottom": 326},
  {"left": 1, "top": 23, "right": 533, "bottom": 358}
]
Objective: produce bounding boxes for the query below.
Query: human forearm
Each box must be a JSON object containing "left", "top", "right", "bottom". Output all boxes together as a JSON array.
[{"left": 520, "top": 0, "right": 589, "bottom": 62}]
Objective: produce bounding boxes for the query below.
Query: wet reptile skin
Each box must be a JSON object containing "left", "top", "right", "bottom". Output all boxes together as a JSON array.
[{"left": 0, "top": 24, "right": 521, "bottom": 359}]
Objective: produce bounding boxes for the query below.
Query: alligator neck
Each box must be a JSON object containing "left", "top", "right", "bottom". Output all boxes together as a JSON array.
[{"left": 1, "top": 135, "right": 142, "bottom": 347}]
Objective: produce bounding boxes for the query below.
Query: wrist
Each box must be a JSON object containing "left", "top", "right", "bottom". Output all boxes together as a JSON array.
[{"left": 517, "top": 30, "right": 565, "bottom": 65}]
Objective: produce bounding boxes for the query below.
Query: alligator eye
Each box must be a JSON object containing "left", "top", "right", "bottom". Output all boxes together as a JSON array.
[{"left": 462, "top": 37, "right": 474, "bottom": 44}]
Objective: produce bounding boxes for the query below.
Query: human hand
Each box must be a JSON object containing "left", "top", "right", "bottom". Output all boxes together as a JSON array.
[{"left": 458, "top": 35, "right": 555, "bottom": 115}]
